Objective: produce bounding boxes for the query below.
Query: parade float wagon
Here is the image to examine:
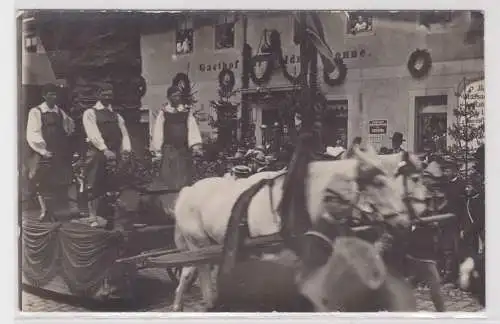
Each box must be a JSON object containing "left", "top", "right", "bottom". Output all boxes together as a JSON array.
[{"left": 21, "top": 154, "right": 457, "bottom": 302}]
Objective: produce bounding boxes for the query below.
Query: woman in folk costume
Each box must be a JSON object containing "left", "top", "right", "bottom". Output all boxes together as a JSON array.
[
  {"left": 151, "top": 86, "right": 203, "bottom": 190},
  {"left": 82, "top": 84, "right": 132, "bottom": 226},
  {"left": 26, "top": 83, "right": 75, "bottom": 220}
]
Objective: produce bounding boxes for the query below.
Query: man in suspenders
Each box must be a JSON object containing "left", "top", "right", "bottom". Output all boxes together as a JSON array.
[
  {"left": 26, "top": 83, "right": 75, "bottom": 220},
  {"left": 82, "top": 84, "right": 131, "bottom": 226}
]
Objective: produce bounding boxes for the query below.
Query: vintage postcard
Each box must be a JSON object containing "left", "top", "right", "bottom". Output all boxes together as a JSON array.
[{"left": 18, "top": 9, "right": 485, "bottom": 315}]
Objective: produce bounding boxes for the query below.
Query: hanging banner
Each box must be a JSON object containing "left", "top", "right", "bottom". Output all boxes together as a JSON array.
[
  {"left": 457, "top": 77, "right": 485, "bottom": 150},
  {"left": 459, "top": 78, "right": 485, "bottom": 126}
]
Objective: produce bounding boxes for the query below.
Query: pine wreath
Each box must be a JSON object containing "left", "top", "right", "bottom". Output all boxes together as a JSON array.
[
  {"left": 323, "top": 57, "right": 347, "bottom": 87},
  {"left": 250, "top": 54, "right": 274, "bottom": 86},
  {"left": 407, "top": 49, "right": 432, "bottom": 79},
  {"left": 278, "top": 49, "right": 303, "bottom": 85},
  {"left": 218, "top": 68, "right": 235, "bottom": 94}
]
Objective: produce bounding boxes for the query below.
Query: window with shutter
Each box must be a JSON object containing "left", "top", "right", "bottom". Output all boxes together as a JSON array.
[{"left": 215, "top": 14, "right": 236, "bottom": 50}]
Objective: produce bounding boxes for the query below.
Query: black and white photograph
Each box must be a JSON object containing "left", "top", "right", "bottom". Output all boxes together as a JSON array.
[{"left": 18, "top": 10, "right": 485, "bottom": 314}]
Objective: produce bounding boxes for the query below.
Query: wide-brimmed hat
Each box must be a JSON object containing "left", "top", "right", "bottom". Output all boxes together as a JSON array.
[{"left": 232, "top": 165, "right": 252, "bottom": 177}]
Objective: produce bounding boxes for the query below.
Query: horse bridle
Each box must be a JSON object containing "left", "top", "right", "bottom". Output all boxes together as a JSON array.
[
  {"left": 304, "top": 159, "right": 428, "bottom": 245},
  {"left": 304, "top": 177, "right": 401, "bottom": 245}
]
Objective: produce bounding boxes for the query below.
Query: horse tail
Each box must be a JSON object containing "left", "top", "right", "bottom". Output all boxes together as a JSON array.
[
  {"left": 174, "top": 185, "right": 194, "bottom": 223},
  {"left": 174, "top": 223, "right": 189, "bottom": 250}
]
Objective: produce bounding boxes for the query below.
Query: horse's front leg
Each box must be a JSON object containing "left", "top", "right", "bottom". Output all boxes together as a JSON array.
[
  {"left": 198, "top": 263, "right": 216, "bottom": 310},
  {"left": 172, "top": 266, "right": 197, "bottom": 312},
  {"left": 411, "top": 258, "right": 446, "bottom": 312}
]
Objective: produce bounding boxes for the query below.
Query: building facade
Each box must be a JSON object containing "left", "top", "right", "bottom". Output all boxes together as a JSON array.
[{"left": 141, "top": 11, "right": 484, "bottom": 153}]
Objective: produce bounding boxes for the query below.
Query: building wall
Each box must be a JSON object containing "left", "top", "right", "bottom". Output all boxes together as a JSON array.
[
  {"left": 141, "top": 11, "right": 484, "bottom": 152},
  {"left": 140, "top": 16, "right": 244, "bottom": 142},
  {"left": 314, "top": 11, "right": 484, "bottom": 151},
  {"left": 20, "top": 23, "right": 59, "bottom": 166}
]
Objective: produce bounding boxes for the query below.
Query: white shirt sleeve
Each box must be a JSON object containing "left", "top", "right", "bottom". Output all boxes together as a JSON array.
[
  {"left": 82, "top": 109, "right": 108, "bottom": 151},
  {"left": 26, "top": 107, "right": 49, "bottom": 155},
  {"left": 150, "top": 111, "right": 165, "bottom": 155},
  {"left": 117, "top": 114, "right": 132, "bottom": 152},
  {"left": 187, "top": 112, "right": 202, "bottom": 148}
]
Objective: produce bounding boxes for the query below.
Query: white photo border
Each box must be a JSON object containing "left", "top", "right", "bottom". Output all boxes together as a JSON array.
[{"left": 7, "top": 0, "right": 500, "bottom": 323}]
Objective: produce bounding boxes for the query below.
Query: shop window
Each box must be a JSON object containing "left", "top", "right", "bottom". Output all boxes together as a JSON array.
[
  {"left": 175, "top": 17, "right": 194, "bottom": 55},
  {"left": 323, "top": 100, "right": 348, "bottom": 148},
  {"left": 347, "top": 12, "right": 374, "bottom": 35},
  {"left": 415, "top": 95, "right": 448, "bottom": 153},
  {"left": 215, "top": 15, "right": 235, "bottom": 50}
]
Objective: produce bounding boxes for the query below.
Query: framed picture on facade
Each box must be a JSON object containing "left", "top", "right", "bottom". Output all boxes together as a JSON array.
[
  {"left": 215, "top": 22, "right": 235, "bottom": 50},
  {"left": 175, "top": 28, "right": 193, "bottom": 55},
  {"left": 347, "top": 12, "right": 374, "bottom": 35}
]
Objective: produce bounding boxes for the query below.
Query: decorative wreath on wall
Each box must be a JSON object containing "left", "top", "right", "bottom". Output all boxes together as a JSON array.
[
  {"left": 277, "top": 48, "right": 303, "bottom": 85},
  {"left": 407, "top": 49, "right": 432, "bottom": 79},
  {"left": 323, "top": 57, "right": 348, "bottom": 87},
  {"left": 250, "top": 54, "right": 275, "bottom": 86},
  {"left": 218, "top": 68, "right": 235, "bottom": 94}
]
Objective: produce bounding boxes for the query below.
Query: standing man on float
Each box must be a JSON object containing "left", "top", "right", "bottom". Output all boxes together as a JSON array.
[
  {"left": 151, "top": 86, "right": 203, "bottom": 190},
  {"left": 26, "top": 83, "right": 75, "bottom": 220},
  {"left": 82, "top": 84, "right": 132, "bottom": 226}
]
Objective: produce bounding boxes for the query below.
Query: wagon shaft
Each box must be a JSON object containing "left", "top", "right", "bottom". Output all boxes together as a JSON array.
[
  {"left": 117, "top": 213, "right": 455, "bottom": 269},
  {"left": 116, "top": 232, "right": 284, "bottom": 266}
]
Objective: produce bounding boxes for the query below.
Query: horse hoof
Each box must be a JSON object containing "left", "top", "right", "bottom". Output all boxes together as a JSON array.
[{"left": 172, "top": 305, "right": 183, "bottom": 312}]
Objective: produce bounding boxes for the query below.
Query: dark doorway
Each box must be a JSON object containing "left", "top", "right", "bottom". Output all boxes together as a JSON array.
[{"left": 322, "top": 100, "right": 348, "bottom": 148}]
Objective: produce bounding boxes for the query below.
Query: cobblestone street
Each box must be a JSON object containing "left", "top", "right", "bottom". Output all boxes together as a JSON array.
[{"left": 21, "top": 269, "right": 484, "bottom": 313}]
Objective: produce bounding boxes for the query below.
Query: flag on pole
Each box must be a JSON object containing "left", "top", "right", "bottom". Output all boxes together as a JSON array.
[{"left": 294, "top": 12, "right": 337, "bottom": 69}]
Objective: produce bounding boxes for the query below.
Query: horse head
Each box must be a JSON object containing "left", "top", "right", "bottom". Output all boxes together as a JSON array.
[
  {"left": 351, "top": 144, "right": 412, "bottom": 231},
  {"left": 296, "top": 144, "right": 411, "bottom": 281}
]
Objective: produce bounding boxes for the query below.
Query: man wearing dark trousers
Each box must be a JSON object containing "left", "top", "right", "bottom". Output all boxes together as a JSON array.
[
  {"left": 82, "top": 84, "right": 132, "bottom": 227},
  {"left": 26, "top": 83, "right": 75, "bottom": 220}
]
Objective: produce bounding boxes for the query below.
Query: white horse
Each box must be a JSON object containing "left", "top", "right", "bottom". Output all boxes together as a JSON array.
[{"left": 171, "top": 145, "right": 429, "bottom": 311}]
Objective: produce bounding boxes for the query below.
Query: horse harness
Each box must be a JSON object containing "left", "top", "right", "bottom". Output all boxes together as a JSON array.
[
  {"left": 304, "top": 159, "right": 426, "bottom": 247},
  {"left": 236, "top": 171, "right": 289, "bottom": 231}
]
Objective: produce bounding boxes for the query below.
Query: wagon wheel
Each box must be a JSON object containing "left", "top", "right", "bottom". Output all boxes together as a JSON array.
[{"left": 166, "top": 267, "right": 183, "bottom": 285}]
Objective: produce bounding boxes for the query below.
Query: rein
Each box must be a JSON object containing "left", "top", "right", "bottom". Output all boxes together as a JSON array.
[{"left": 266, "top": 171, "right": 288, "bottom": 218}]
